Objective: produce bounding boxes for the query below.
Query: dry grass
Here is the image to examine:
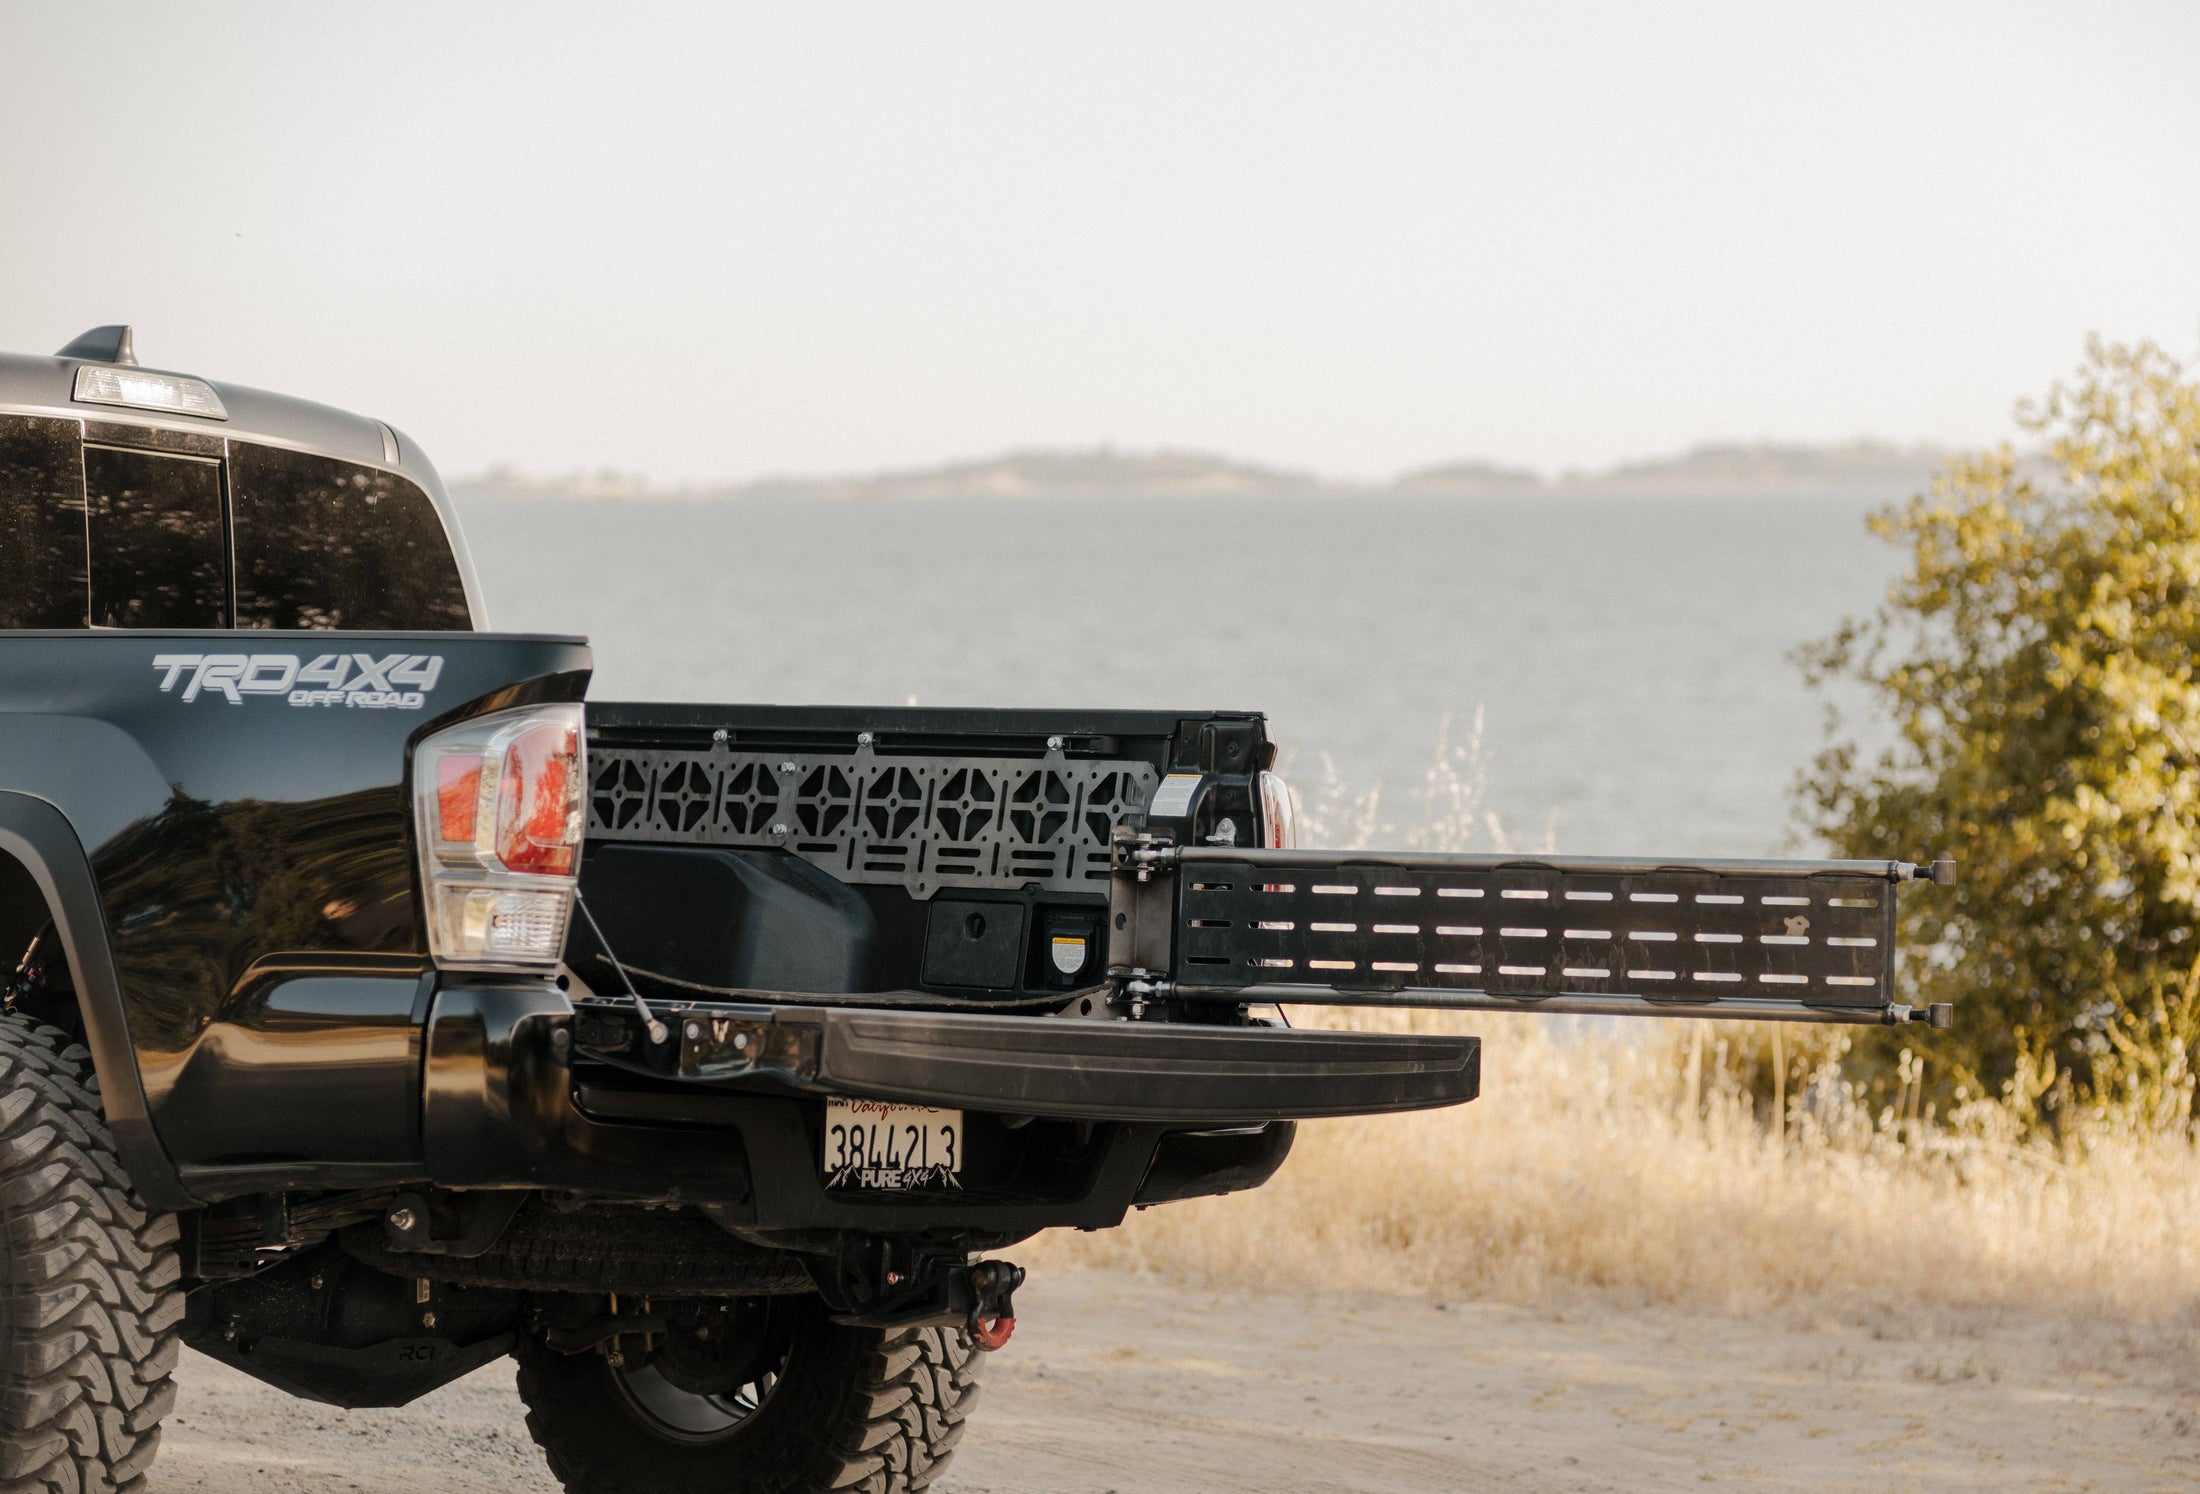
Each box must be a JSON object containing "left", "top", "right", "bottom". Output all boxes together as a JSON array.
[{"left": 1038, "top": 1018, "right": 2200, "bottom": 1327}]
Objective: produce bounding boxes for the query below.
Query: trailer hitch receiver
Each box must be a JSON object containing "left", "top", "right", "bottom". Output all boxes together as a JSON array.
[{"left": 805, "top": 1235, "right": 1026, "bottom": 1342}]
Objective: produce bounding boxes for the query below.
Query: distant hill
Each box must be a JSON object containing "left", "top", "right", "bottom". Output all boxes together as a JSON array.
[
  {"left": 1577, "top": 438, "right": 1951, "bottom": 497},
  {"left": 453, "top": 439, "right": 1952, "bottom": 504},
  {"left": 454, "top": 448, "right": 1330, "bottom": 504},
  {"left": 1395, "top": 440, "right": 1951, "bottom": 498},
  {"left": 1385, "top": 459, "right": 1545, "bottom": 497},
  {"left": 736, "top": 448, "right": 1332, "bottom": 501}
]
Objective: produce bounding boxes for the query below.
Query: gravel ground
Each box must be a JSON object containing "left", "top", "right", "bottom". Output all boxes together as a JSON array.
[{"left": 153, "top": 1268, "right": 2199, "bottom": 1493}]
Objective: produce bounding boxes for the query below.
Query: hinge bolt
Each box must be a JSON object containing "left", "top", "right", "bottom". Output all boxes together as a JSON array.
[
  {"left": 1047, "top": 735, "right": 1064, "bottom": 750},
  {"left": 387, "top": 1206, "right": 419, "bottom": 1233},
  {"left": 857, "top": 731, "right": 874, "bottom": 746}
]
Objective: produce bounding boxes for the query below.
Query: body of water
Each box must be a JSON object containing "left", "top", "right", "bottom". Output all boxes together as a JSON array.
[{"left": 461, "top": 494, "right": 1903, "bottom": 860}]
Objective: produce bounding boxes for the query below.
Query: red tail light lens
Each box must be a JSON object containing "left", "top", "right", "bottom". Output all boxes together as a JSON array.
[
  {"left": 492, "top": 721, "right": 582, "bottom": 875},
  {"left": 436, "top": 755, "right": 484, "bottom": 843}
]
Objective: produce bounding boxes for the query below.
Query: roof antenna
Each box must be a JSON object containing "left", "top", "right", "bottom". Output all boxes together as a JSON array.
[{"left": 56, "top": 326, "right": 137, "bottom": 365}]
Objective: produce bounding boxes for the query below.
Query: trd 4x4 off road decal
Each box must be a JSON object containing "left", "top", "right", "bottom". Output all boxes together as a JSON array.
[{"left": 151, "top": 652, "right": 444, "bottom": 709}]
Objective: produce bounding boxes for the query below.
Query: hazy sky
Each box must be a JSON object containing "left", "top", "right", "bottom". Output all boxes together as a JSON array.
[{"left": 3, "top": 2, "right": 2196, "bottom": 483}]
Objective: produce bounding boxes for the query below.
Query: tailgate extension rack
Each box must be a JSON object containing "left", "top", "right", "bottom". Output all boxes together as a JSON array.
[{"left": 1110, "top": 837, "right": 1955, "bottom": 1029}]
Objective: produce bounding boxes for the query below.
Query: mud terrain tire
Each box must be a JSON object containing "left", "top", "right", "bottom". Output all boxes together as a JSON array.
[
  {"left": 0, "top": 1013, "right": 181, "bottom": 1492},
  {"left": 516, "top": 1298, "right": 982, "bottom": 1494}
]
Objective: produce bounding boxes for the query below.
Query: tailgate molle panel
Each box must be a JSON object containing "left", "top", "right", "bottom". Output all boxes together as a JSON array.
[
  {"left": 807, "top": 1009, "right": 1479, "bottom": 1122},
  {"left": 588, "top": 739, "right": 1157, "bottom": 900},
  {"left": 1173, "top": 854, "right": 1899, "bottom": 1011}
]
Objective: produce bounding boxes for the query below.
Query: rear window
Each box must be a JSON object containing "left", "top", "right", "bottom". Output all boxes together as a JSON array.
[
  {"left": 0, "top": 416, "right": 89, "bottom": 627},
  {"left": 84, "top": 444, "right": 228, "bottom": 628},
  {"left": 230, "top": 443, "right": 471, "bottom": 630},
  {"left": 0, "top": 416, "right": 473, "bottom": 631}
]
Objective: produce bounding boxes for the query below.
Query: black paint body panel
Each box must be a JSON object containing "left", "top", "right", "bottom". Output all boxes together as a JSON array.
[
  {"left": 155, "top": 958, "right": 432, "bottom": 1167},
  {"left": 0, "top": 631, "right": 588, "bottom": 1197}
]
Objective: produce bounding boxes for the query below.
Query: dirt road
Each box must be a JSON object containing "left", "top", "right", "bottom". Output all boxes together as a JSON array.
[{"left": 153, "top": 1268, "right": 2197, "bottom": 1492}]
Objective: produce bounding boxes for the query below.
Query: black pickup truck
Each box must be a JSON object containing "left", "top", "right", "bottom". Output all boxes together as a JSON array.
[{"left": 0, "top": 327, "right": 1949, "bottom": 1494}]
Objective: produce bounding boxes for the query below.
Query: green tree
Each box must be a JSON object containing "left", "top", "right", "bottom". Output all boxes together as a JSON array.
[{"left": 1802, "top": 340, "right": 2200, "bottom": 1128}]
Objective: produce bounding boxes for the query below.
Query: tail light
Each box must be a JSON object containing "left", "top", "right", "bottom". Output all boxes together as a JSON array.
[
  {"left": 1257, "top": 770, "right": 1298, "bottom": 850},
  {"left": 412, "top": 703, "right": 585, "bottom": 970}
]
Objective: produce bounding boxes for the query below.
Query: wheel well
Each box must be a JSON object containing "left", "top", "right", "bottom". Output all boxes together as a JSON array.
[
  {"left": 0, "top": 849, "right": 49, "bottom": 972},
  {"left": 0, "top": 847, "right": 82, "bottom": 1043}
]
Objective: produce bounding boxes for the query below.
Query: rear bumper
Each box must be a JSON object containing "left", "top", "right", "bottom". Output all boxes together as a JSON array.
[
  {"left": 419, "top": 982, "right": 1476, "bottom": 1234},
  {"left": 800, "top": 1007, "right": 1479, "bottom": 1123}
]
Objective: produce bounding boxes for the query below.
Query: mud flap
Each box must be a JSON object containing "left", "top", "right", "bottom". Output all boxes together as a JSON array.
[{"left": 1113, "top": 839, "right": 1954, "bottom": 1028}]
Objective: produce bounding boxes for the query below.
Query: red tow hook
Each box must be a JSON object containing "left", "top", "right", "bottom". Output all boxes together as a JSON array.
[{"left": 966, "top": 1259, "right": 1024, "bottom": 1351}]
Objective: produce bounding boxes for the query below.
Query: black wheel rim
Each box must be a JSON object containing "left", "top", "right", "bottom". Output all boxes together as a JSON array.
[{"left": 610, "top": 1359, "right": 782, "bottom": 1443}]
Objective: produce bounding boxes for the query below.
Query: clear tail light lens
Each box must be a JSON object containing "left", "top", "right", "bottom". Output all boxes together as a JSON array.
[
  {"left": 413, "top": 703, "right": 585, "bottom": 970},
  {"left": 1257, "top": 769, "right": 1297, "bottom": 850}
]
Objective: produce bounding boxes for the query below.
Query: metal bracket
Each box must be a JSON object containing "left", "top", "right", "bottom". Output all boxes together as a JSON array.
[
  {"left": 1107, "top": 826, "right": 1177, "bottom": 1009},
  {"left": 376, "top": 1190, "right": 529, "bottom": 1260}
]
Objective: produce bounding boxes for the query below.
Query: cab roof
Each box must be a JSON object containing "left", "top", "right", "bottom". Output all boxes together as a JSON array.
[{"left": 0, "top": 326, "right": 419, "bottom": 475}]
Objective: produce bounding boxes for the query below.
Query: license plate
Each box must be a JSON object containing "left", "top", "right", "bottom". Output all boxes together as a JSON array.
[{"left": 822, "top": 1100, "right": 962, "bottom": 1190}]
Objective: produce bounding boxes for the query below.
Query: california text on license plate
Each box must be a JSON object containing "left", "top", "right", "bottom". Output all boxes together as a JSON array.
[{"left": 822, "top": 1100, "right": 963, "bottom": 1190}]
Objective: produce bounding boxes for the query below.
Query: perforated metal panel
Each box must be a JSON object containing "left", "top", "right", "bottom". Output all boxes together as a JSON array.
[
  {"left": 1173, "top": 854, "right": 1898, "bottom": 1011},
  {"left": 589, "top": 741, "right": 1157, "bottom": 899}
]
